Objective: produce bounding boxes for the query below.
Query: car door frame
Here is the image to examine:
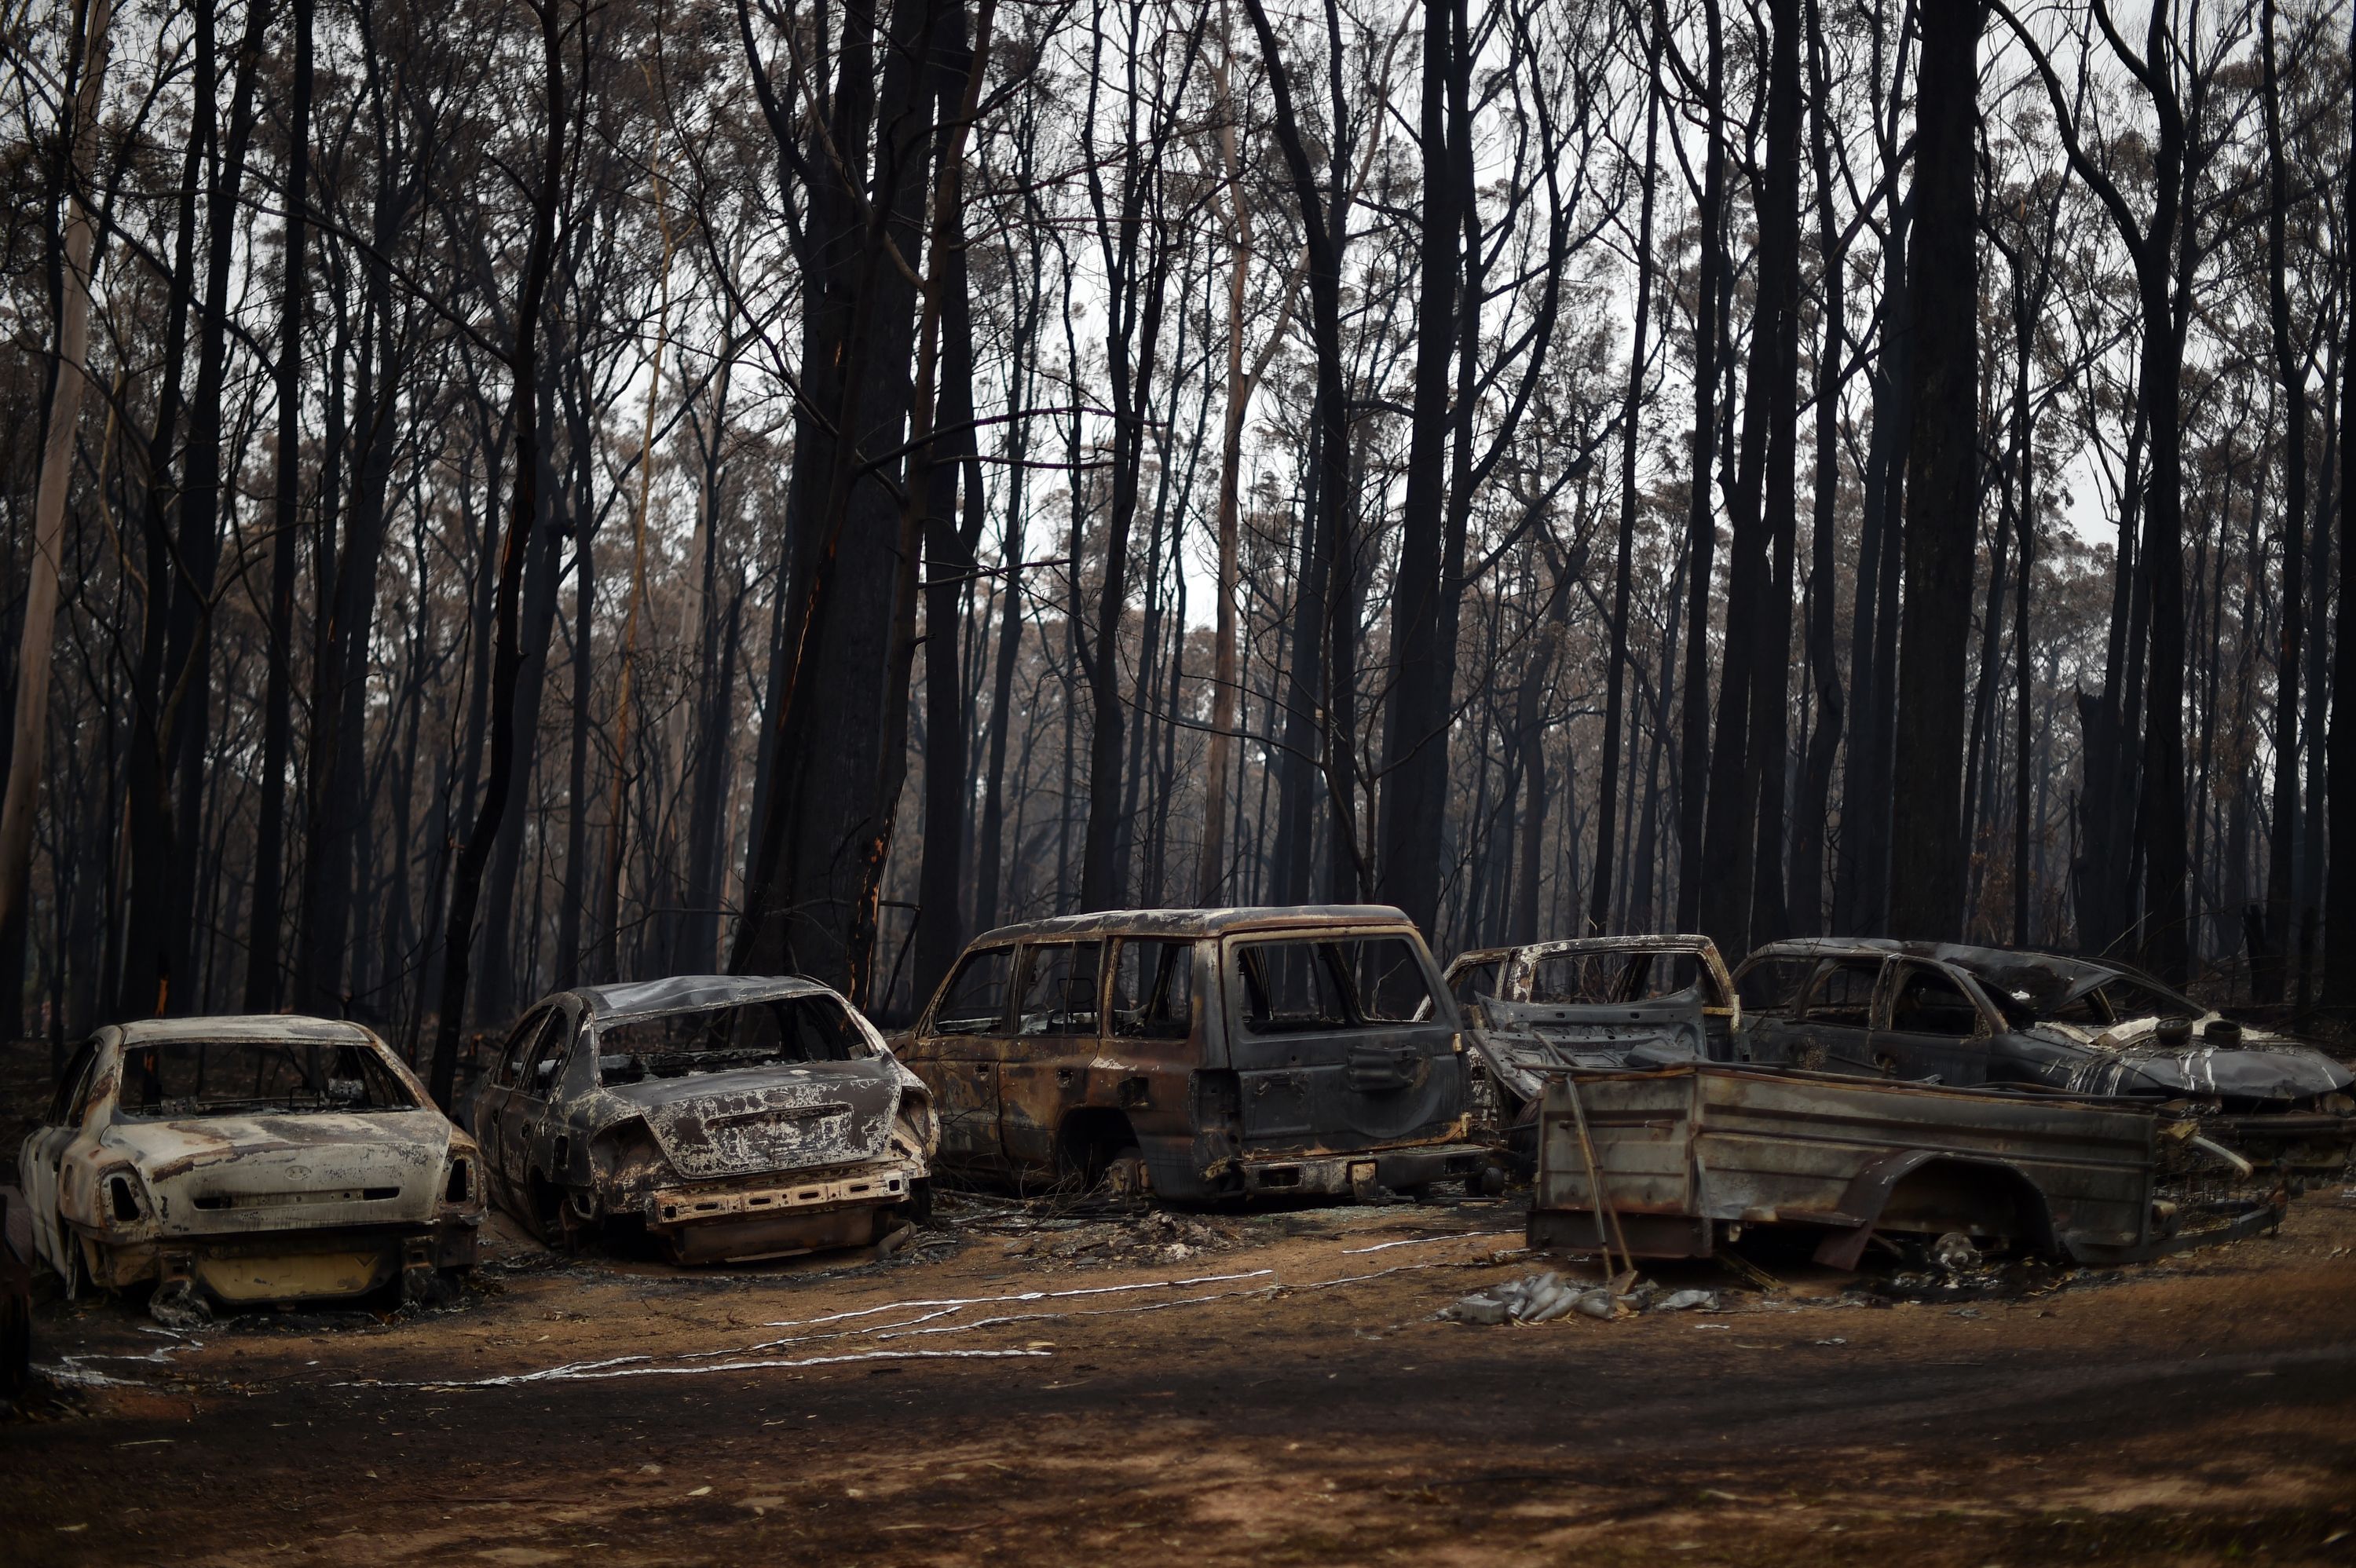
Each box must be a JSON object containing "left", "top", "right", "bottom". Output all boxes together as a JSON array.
[
  {"left": 999, "top": 938, "right": 1107, "bottom": 1175},
  {"left": 906, "top": 942, "right": 1019, "bottom": 1174},
  {"left": 1220, "top": 926, "right": 1464, "bottom": 1155},
  {"left": 1874, "top": 958, "right": 1999, "bottom": 1085},
  {"left": 21, "top": 1032, "right": 108, "bottom": 1281},
  {"left": 494, "top": 1007, "right": 569, "bottom": 1200},
  {"left": 1781, "top": 956, "right": 1887, "bottom": 1074}
]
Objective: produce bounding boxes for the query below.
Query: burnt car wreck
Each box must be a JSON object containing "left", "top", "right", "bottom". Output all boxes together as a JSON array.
[
  {"left": 472, "top": 976, "right": 937, "bottom": 1263},
  {"left": 1441, "top": 934, "right": 1740, "bottom": 1164},
  {"left": 17, "top": 1018, "right": 482, "bottom": 1315},
  {"left": 1732, "top": 939, "right": 2356, "bottom": 1179},
  {"left": 1525, "top": 1061, "right": 2282, "bottom": 1269},
  {"left": 897, "top": 906, "right": 1494, "bottom": 1201}
]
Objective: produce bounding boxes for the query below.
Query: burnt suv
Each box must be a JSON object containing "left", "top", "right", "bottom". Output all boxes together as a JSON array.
[
  {"left": 1733, "top": 939, "right": 2356, "bottom": 1178},
  {"left": 895, "top": 907, "right": 1491, "bottom": 1200}
]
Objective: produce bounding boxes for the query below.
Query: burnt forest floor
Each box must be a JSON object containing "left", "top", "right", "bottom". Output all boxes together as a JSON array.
[{"left": 4, "top": 1043, "right": 2354, "bottom": 1566}]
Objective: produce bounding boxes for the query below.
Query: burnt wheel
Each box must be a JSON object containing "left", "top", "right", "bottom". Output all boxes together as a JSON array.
[{"left": 1100, "top": 1146, "right": 1148, "bottom": 1198}]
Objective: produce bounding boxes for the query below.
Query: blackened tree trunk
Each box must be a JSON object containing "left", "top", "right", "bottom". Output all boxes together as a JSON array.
[
  {"left": 1834, "top": 7, "right": 1912, "bottom": 934},
  {"left": 730, "top": 0, "right": 942, "bottom": 994},
  {"left": 2261, "top": 0, "right": 2306, "bottom": 1001},
  {"left": 245, "top": 0, "right": 310, "bottom": 1012},
  {"left": 1887, "top": 0, "right": 1983, "bottom": 941},
  {"left": 1743, "top": 0, "right": 1804, "bottom": 950},
  {"left": 2325, "top": 1, "right": 2356, "bottom": 1003},
  {"left": 1673, "top": 0, "right": 1725, "bottom": 934},
  {"left": 1246, "top": 0, "right": 1352, "bottom": 908},
  {"left": 1590, "top": 18, "right": 1661, "bottom": 936},
  {"left": 1076, "top": 6, "right": 1195, "bottom": 913},
  {"left": 1375, "top": 0, "right": 1462, "bottom": 936},
  {"left": 1787, "top": 0, "right": 1844, "bottom": 936},
  {"left": 429, "top": 0, "right": 568, "bottom": 1107},
  {"left": 1699, "top": 0, "right": 1802, "bottom": 956},
  {"left": 163, "top": 0, "right": 271, "bottom": 1012},
  {"left": 299, "top": 243, "right": 405, "bottom": 1015},
  {"left": 916, "top": 70, "right": 988, "bottom": 998}
]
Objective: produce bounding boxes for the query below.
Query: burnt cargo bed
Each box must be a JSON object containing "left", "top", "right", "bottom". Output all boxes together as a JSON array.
[{"left": 1527, "top": 1062, "right": 2281, "bottom": 1267}]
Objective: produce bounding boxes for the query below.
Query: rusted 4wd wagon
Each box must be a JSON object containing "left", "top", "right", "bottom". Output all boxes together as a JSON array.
[{"left": 897, "top": 907, "right": 1491, "bottom": 1200}]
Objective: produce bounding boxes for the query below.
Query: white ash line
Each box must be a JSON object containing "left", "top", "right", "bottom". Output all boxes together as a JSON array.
[
  {"left": 754, "top": 1269, "right": 1275, "bottom": 1330},
  {"left": 1341, "top": 1231, "right": 1516, "bottom": 1255},
  {"left": 349, "top": 1347, "right": 1053, "bottom": 1390}
]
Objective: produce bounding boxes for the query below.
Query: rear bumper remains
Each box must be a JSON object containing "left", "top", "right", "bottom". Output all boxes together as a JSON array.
[
  {"left": 1235, "top": 1144, "right": 1493, "bottom": 1199},
  {"left": 82, "top": 1216, "right": 478, "bottom": 1303},
  {"left": 639, "top": 1158, "right": 923, "bottom": 1264}
]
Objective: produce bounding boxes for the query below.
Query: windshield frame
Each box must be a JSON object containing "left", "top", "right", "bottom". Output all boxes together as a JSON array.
[
  {"left": 589, "top": 993, "right": 877, "bottom": 1085},
  {"left": 110, "top": 1035, "right": 420, "bottom": 1120}
]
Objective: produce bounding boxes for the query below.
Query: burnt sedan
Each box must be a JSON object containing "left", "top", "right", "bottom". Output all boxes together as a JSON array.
[
  {"left": 1734, "top": 939, "right": 2355, "bottom": 1177},
  {"left": 472, "top": 976, "right": 936, "bottom": 1263},
  {"left": 17, "top": 1017, "right": 481, "bottom": 1318}
]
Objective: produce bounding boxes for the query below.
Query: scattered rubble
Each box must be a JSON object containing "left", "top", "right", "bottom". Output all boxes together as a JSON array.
[
  {"left": 1443, "top": 1270, "right": 1722, "bottom": 1325},
  {"left": 994, "top": 1209, "right": 1242, "bottom": 1268}
]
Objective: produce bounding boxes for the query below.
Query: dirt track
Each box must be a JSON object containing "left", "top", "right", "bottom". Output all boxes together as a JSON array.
[{"left": 5, "top": 1181, "right": 2356, "bottom": 1567}]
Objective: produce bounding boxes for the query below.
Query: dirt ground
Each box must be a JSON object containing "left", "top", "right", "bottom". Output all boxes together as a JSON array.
[{"left": 5, "top": 1157, "right": 2355, "bottom": 1568}]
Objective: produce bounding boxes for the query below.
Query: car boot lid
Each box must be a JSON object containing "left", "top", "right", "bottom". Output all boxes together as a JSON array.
[{"left": 598, "top": 1064, "right": 902, "bottom": 1179}]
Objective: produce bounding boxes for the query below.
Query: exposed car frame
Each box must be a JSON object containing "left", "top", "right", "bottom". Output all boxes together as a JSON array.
[{"left": 1439, "top": 934, "right": 1740, "bottom": 1164}]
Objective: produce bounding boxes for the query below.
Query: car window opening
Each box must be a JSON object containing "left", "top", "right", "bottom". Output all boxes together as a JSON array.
[
  {"left": 116, "top": 1040, "right": 418, "bottom": 1117},
  {"left": 1237, "top": 936, "right": 1436, "bottom": 1034},
  {"left": 595, "top": 996, "right": 872, "bottom": 1084}
]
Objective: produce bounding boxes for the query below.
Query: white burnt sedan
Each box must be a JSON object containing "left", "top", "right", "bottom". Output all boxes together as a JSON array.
[{"left": 18, "top": 1016, "right": 482, "bottom": 1318}]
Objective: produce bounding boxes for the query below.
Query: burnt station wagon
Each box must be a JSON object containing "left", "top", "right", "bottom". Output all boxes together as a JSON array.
[{"left": 895, "top": 907, "right": 1491, "bottom": 1200}]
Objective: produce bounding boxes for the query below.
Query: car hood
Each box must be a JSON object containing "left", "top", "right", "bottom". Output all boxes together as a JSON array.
[
  {"left": 594, "top": 1062, "right": 903, "bottom": 1179},
  {"left": 2034, "top": 1018, "right": 2354, "bottom": 1105},
  {"left": 100, "top": 1110, "right": 469, "bottom": 1232}
]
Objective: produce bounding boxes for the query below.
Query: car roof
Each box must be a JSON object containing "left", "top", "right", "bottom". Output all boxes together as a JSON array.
[
  {"left": 1450, "top": 933, "right": 1720, "bottom": 968},
  {"left": 112, "top": 1014, "right": 382, "bottom": 1046},
  {"left": 968, "top": 905, "right": 1423, "bottom": 945},
  {"left": 1740, "top": 938, "right": 2171, "bottom": 1007},
  {"left": 569, "top": 974, "right": 841, "bottom": 1018}
]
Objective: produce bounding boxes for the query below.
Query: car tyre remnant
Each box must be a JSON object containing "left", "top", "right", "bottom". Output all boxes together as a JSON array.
[
  {"left": 148, "top": 1277, "right": 210, "bottom": 1331},
  {"left": 1100, "top": 1146, "right": 1149, "bottom": 1199}
]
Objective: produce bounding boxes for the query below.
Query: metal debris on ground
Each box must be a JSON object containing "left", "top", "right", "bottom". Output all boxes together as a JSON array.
[
  {"left": 1444, "top": 1270, "right": 1719, "bottom": 1325},
  {"left": 996, "top": 1209, "right": 1239, "bottom": 1267}
]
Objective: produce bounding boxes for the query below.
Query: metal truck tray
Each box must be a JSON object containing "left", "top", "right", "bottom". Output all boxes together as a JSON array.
[{"left": 1527, "top": 1062, "right": 2277, "bottom": 1268}]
